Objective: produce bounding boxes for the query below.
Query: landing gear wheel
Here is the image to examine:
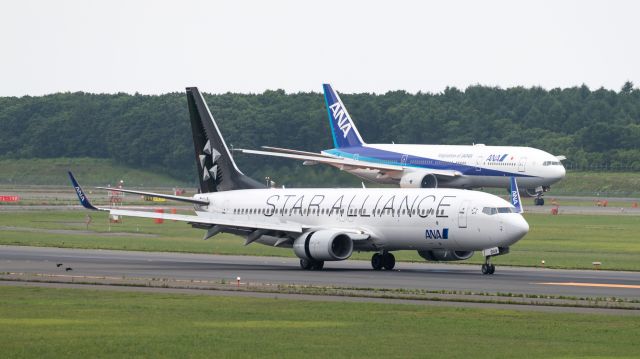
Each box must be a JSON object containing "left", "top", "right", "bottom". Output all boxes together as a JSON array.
[
  {"left": 371, "top": 253, "right": 383, "bottom": 270},
  {"left": 311, "top": 261, "right": 324, "bottom": 270},
  {"left": 382, "top": 252, "right": 396, "bottom": 270},
  {"left": 300, "top": 258, "right": 313, "bottom": 270},
  {"left": 481, "top": 259, "right": 496, "bottom": 275}
]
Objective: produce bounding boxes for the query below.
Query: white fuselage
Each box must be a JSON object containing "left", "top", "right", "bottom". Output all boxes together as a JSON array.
[
  {"left": 193, "top": 187, "right": 528, "bottom": 252},
  {"left": 324, "top": 143, "right": 566, "bottom": 189}
]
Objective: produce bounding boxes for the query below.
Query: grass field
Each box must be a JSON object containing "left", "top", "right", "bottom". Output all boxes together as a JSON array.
[
  {"left": 0, "top": 157, "right": 190, "bottom": 187},
  {"left": 1, "top": 210, "right": 639, "bottom": 271},
  {"left": 0, "top": 285, "right": 638, "bottom": 358},
  {"left": 553, "top": 171, "right": 640, "bottom": 197}
]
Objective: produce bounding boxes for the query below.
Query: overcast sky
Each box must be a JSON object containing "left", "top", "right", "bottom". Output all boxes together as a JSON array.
[{"left": 1, "top": 0, "right": 638, "bottom": 96}]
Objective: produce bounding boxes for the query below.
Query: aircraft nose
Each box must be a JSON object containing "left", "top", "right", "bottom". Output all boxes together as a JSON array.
[
  {"left": 556, "top": 164, "right": 566, "bottom": 180},
  {"left": 509, "top": 215, "right": 529, "bottom": 243}
]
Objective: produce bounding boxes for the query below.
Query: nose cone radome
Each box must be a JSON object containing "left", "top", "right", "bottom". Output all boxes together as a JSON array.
[
  {"left": 543, "top": 162, "right": 566, "bottom": 186},
  {"left": 510, "top": 215, "right": 529, "bottom": 243},
  {"left": 554, "top": 163, "right": 566, "bottom": 181}
]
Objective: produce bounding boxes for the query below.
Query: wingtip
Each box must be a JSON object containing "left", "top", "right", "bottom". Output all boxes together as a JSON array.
[{"left": 68, "top": 171, "right": 98, "bottom": 211}]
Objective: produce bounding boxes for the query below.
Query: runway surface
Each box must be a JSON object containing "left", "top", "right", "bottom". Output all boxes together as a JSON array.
[{"left": 2, "top": 245, "right": 639, "bottom": 300}]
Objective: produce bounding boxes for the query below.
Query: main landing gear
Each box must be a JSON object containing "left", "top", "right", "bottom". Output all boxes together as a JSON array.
[
  {"left": 371, "top": 251, "right": 395, "bottom": 270},
  {"left": 300, "top": 258, "right": 324, "bottom": 270},
  {"left": 481, "top": 257, "right": 496, "bottom": 275}
]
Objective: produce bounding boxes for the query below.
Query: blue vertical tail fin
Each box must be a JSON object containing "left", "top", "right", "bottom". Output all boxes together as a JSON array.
[
  {"left": 510, "top": 177, "right": 523, "bottom": 214},
  {"left": 322, "top": 84, "right": 365, "bottom": 148}
]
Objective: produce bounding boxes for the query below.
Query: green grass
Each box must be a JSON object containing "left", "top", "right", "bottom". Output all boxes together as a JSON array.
[
  {"left": 0, "top": 286, "right": 638, "bottom": 358},
  {"left": 548, "top": 171, "right": 640, "bottom": 197},
  {"left": 0, "top": 157, "right": 190, "bottom": 187},
  {"left": 1, "top": 210, "right": 640, "bottom": 271}
]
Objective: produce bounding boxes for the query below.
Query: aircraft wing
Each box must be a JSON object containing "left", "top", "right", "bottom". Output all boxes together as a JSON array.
[
  {"left": 96, "top": 186, "right": 209, "bottom": 206},
  {"left": 260, "top": 146, "right": 339, "bottom": 158},
  {"left": 107, "top": 208, "right": 304, "bottom": 233},
  {"left": 237, "top": 148, "right": 461, "bottom": 178},
  {"left": 237, "top": 148, "right": 405, "bottom": 172},
  {"left": 69, "top": 172, "right": 303, "bottom": 234}
]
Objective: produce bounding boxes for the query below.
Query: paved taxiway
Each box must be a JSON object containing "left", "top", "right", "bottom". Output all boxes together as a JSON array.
[{"left": 2, "top": 245, "right": 639, "bottom": 300}]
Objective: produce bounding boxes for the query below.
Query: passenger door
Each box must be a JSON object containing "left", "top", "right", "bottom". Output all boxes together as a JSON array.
[
  {"left": 518, "top": 157, "right": 527, "bottom": 172},
  {"left": 475, "top": 155, "right": 483, "bottom": 172},
  {"left": 458, "top": 200, "right": 470, "bottom": 228},
  {"left": 401, "top": 154, "right": 408, "bottom": 166}
]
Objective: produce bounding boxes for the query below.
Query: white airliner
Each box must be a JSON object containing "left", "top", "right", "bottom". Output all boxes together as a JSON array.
[
  {"left": 69, "top": 87, "right": 529, "bottom": 275},
  {"left": 238, "top": 84, "right": 566, "bottom": 205}
]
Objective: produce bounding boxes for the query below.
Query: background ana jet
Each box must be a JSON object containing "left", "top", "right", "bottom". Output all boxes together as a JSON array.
[
  {"left": 238, "top": 84, "right": 566, "bottom": 205},
  {"left": 70, "top": 87, "right": 528, "bottom": 275}
]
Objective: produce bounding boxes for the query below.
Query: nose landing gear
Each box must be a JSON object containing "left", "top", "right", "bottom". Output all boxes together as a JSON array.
[
  {"left": 529, "top": 186, "right": 551, "bottom": 206},
  {"left": 371, "top": 251, "right": 395, "bottom": 270},
  {"left": 481, "top": 260, "right": 495, "bottom": 275},
  {"left": 480, "top": 247, "right": 507, "bottom": 275}
]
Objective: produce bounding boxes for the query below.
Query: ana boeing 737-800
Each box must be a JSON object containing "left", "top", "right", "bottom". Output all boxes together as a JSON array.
[
  {"left": 70, "top": 87, "right": 528, "bottom": 275},
  {"left": 238, "top": 84, "right": 566, "bottom": 205}
]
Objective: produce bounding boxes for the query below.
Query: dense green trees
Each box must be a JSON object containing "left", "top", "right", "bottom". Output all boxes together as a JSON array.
[{"left": 1, "top": 83, "right": 639, "bottom": 187}]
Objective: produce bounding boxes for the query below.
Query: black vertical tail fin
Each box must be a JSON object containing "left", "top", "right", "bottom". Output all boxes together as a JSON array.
[{"left": 186, "top": 87, "right": 264, "bottom": 192}]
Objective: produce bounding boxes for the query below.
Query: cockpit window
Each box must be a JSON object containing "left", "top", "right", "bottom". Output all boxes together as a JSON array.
[
  {"left": 482, "top": 207, "right": 514, "bottom": 215},
  {"left": 482, "top": 207, "right": 498, "bottom": 215},
  {"left": 543, "top": 161, "right": 562, "bottom": 166},
  {"left": 497, "top": 207, "right": 514, "bottom": 213}
]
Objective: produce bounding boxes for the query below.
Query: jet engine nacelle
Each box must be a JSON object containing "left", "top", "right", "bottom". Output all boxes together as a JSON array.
[
  {"left": 399, "top": 172, "right": 438, "bottom": 188},
  {"left": 417, "top": 250, "right": 474, "bottom": 261},
  {"left": 293, "top": 230, "right": 354, "bottom": 261}
]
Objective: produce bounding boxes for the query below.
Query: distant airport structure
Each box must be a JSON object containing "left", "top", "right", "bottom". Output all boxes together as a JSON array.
[
  {"left": 70, "top": 87, "right": 528, "bottom": 275},
  {"left": 238, "top": 84, "right": 566, "bottom": 205}
]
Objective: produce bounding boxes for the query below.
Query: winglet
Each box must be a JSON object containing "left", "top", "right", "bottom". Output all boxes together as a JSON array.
[
  {"left": 68, "top": 171, "right": 98, "bottom": 210},
  {"left": 322, "top": 84, "right": 365, "bottom": 148},
  {"left": 510, "top": 177, "right": 523, "bottom": 214}
]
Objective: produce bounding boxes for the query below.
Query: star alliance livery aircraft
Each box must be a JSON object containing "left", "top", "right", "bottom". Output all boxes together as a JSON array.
[
  {"left": 238, "top": 84, "right": 566, "bottom": 205},
  {"left": 70, "top": 87, "right": 528, "bottom": 275}
]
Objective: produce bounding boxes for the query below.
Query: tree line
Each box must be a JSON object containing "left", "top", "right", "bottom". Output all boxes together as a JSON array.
[{"left": 1, "top": 83, "right": 639, "bottom": 187}]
